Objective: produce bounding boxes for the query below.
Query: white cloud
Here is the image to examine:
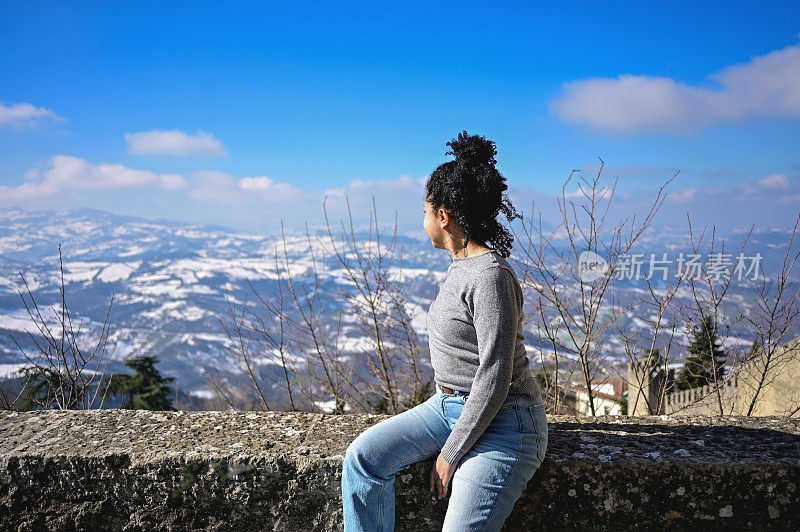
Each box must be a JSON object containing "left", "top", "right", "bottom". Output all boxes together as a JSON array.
[
  {"left": 125, "top": 129, "right": 227, "bottom": 157},
  {"left": 323, "top": 174, "right": 427, "bottom": 202},
  {"left": 317, "top": 174, "right": 429, "bottom": 232},
  {"left": 189, "top": 170, "right": 247, "bottom": 203},
  {"left": 0, "top": 155, "right": 187, "bottom": 204},
  {"left": 756, "top": 173, "right": 790, "bottom": 190},
  {"left": 159, "top": 173, "right": 189, "bottom": 191},
  {"left": 0, "top": 180, "right": 60, "bottom": 203},
  {"left": 0, "top": 101, "right": 63, "bottom": 128},
  {"left": 670, "top": 188, "right": 698, "bottom": 203},
  {"left": 672, "top": 172, "right": 796, "bottom": 205},
  {"left": 238, "top": 176, "right": 311, "bottom": 202},
  {"left": 549, "top": 42, "right": 800, "bottom": 134},
  {"left": 189, "top": 170, "right": 313, "bottom": 204},
  {"left": 741, "top": 172, "right": 791, "bottom": 196},
  {"left": 564, "top": 186, "right": 611, "bottom": 200},
  {"left": 182, "top": 172, "right": 429, "bottom": 233}
]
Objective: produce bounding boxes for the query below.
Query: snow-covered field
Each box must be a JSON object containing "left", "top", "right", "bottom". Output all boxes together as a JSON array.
[{"left": 1, "top": 206, "right": 794, "bottom": 404}]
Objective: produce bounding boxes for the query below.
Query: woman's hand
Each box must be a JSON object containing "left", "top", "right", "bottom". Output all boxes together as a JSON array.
[{"left": 429, "top": 453, "right": 457, "bottom": 499}]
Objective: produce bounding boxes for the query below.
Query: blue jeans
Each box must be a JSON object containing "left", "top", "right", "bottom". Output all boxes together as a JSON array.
[{"left": 342, "top": 387, "right": 548, "bottom": 531}]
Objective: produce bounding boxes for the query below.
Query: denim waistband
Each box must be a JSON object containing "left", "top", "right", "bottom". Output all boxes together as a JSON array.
[
  {"left": 437, "top": 385, "right": 469, "bottom": 397},
  {"left": 436, "top": 384, "right": 544, "bottom": 406}
]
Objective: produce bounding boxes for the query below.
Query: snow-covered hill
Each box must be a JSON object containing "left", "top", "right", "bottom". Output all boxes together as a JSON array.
[
  {"left": 0, "top": 207, "right": 449, "bottom": 408},
  {"left": 1, "top": 207, "right": 795, "bottom": 409}
]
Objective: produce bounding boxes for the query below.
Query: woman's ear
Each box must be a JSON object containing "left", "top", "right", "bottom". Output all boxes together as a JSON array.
[{"left": 438, "top": 207, "right": 450, "bottom": 228}]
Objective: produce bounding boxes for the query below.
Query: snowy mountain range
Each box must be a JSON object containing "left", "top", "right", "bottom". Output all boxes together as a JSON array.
[
  {"left": 1, "top": 207, "right": 796, "bottom": 410},
  {"left": 0, "top": 207, "right": 451, "bottom": 409}
]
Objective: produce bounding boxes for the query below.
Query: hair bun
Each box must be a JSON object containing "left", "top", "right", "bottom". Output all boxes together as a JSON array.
[{"left": 446, "top": 131, "right": 497, "bottom": 167}]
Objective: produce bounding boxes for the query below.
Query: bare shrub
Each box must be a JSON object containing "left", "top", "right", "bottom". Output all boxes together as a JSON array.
[
  {"left": 617, "top": 273, "right": 685, "bottom": 415},
  {"left": 665, "top": 218, "right": 754, "bottom": 415},
  {"left": 203, "top": 196, "right": 430, "bottom": 414},
  {"left": 199, "top": 240, "right": 312, "bottom": 412},
  {"left": 513, "top": 159, "right": 676, "bottom": 415},
  {"left": 737, "top": 213, "right": 800, "bottom": 415},
  {"left": 10, "top": 244, "right": 115, "bottom": 410},
  {"left": 318, "top": 195, "right": 432, "bottom": 414}
]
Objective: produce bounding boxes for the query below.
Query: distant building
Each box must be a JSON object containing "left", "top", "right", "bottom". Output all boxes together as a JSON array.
[
  {"left": 628, "top": 337, "right": 800, "bottom": 417},
  {"left": 571, "top": 376, "right": 626, "bottom": 416}
]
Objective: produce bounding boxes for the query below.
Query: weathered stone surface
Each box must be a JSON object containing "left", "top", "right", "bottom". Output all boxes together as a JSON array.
[{"left": 0, "top": 410, "right": 798, "bottom": 531}]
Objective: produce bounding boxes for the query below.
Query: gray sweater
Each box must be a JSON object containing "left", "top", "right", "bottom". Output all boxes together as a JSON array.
[{"left": 427, "top": 249, "right": 541, "bottom": 465}]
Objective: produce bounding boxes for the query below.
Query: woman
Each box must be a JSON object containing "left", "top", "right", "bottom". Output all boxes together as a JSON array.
[{"left": 341, "top": 131, "right": 548, "bottom": 531}]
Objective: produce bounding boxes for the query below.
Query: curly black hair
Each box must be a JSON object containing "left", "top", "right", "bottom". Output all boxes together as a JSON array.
[{"left": 425, "top": 131, "right": 520, "bottom": 258}]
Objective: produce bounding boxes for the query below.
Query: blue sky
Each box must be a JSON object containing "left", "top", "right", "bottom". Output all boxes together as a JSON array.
[{"left": 1, "top": 1, "right": 799, "bottom": 235}]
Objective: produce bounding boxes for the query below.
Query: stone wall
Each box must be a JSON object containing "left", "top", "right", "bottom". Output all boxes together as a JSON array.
[
  {"left": 664, "top": 375, "right": 740, "bottom": 414},
  {"left": 629, "top": 337, "right": 800, "bottom": 417},
  {"left": 1, "top": 409, "right": 798, "bottom": 531}
]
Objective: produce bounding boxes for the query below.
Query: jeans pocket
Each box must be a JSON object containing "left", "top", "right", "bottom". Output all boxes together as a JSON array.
[
  {"left": 442, "top": 395, "right": 464, "bottom": 424},
  {"left": 529, "top": 403, "right": 548, "bottom": 462},
  {"left": 488, "top": 405, "right": 521, "bottom": 433},
  {"left": 497, "top": 400, "right": 516, "bottom": 411}
]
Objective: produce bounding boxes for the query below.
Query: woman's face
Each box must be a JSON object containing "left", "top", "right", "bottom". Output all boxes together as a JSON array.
[{"left": 423, "top": 200, "right": 444, "bottom": 249}]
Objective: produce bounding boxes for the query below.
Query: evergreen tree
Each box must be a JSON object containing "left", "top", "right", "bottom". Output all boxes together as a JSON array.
[
  {"left": 370, "top": 391, "right": 391, "bottom": 414},
  {"left": 675, "top": 314, "right": 727, "bottom": 390},
  {"left": 108, "top": 354, "right": 176, "bottom": 410},
  {"left": 17, "top": 367, "right": 63, "bottom": 410},
  {"left": 634, "top": 347, "right": 663, "bottom": 376}
]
